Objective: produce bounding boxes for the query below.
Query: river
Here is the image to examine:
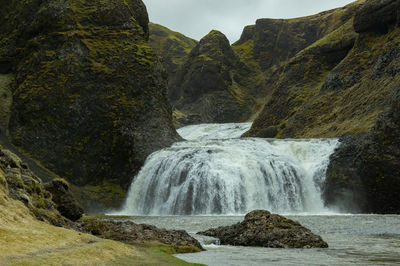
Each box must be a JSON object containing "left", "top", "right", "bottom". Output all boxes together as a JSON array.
[{"left": 113, "top": 123, "right": 400, "bottom": 265}]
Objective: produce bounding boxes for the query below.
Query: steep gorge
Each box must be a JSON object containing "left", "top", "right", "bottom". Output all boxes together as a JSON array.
[
  {"left": 149, "top": 0, "right": 400, "bottom": 213},
  {"left": 0, "top": 0, "right": 180, "bottom": 209}
]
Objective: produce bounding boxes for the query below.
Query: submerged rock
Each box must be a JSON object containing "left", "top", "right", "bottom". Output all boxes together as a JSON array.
[
  {"left": 197, "top": 210, "right": 328, "bottom": 248},
  {"left": 80, "top": 217, "right": 204, "bottom": 252}
]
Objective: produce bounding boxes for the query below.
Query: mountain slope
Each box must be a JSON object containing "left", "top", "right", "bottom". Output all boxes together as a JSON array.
[
  {"left": 246, "top": 0, "right": 400, "bottom": 138},
  {"left": 0, "top": 0, "right": 180, "bottom": 209},
  {"left": 169, "top": 30, "right": 257, "bottom": 124},
  {"left": 148, "top": 22, "right": 198, "bottom": 82}
]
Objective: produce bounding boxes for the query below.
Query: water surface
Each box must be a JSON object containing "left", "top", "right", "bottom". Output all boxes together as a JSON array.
[{"left": 128, "top": 215, "right": 400, "bottom": 266}]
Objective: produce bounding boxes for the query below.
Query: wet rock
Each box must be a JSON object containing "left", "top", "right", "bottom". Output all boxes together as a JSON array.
[
  {"left": 80, "top": 217, "right": 204, "bottom": 252},
  {"left": 323, "top": 134, "right": 367, "bottom": 212},
  {"left": 197, "top": 210, "right": 328, "bottom": 248},
  {"left": 324, "top": 87, "right": 400, "bottom": 214},
  {"left": 45, "top": 178, "right": 83, "bottom": 221}
]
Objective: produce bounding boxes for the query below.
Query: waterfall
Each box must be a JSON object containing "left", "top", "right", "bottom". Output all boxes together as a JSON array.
[{"left": 119, "top": 123, "right": 339, "bottom": 215}]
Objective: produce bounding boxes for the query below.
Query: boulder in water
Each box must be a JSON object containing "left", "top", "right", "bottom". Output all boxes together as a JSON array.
[{"left": 197, "top": 210, "right": 328, "bottom": 248}]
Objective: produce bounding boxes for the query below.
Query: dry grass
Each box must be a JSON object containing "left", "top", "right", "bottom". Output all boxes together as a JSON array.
[{"left": 0, "top": 190, "right": 200, "bottom": 265}]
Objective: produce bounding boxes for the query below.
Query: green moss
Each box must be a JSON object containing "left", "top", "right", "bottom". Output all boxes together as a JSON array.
[
  {"left": 136, "top": 242, "right": 204, "bottom": 265},
  {"left": 70, "top": 181, "right": 127, "bottom": 211},
  {"left": 232, "top": 39, "right": 259, "bottom": 70},
  {"left": 306, "top": 18, "right": 355, "bottom": 50},
  {"left": 149, "top": 22, "right": 197, "bottom": 68}
]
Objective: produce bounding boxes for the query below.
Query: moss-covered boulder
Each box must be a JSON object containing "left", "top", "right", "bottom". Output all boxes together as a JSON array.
[
  {"left": 45, "top": 178, "right": 83, "bottom": 221},
  {"left": 0, "top": 146, "right": 72, "bottom": 226},
  {"left": 0, "top": 0, "right": 180, "bottom": 208},
  {"left": 170, "top": 30, "right": 256, "bottom": 124},
  {"left": 198, "top": 210, "right": 328, "bottom": 248}
]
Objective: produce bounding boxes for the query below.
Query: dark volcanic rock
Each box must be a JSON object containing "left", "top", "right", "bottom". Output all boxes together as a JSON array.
[
  {"left": 246, "top": 0, "right": 400, "bottom": 139},
  {"left": 148, "top": 22, "right": 197, "bottom": 93},
  {"left": 324, "top": 87, "right": 400, "bottom": 214},
  {"left": 1, "top": 0, "right": 180, "bottom": 208},
  {"left": 0, "top": 146, "right": 71, "bottom": 226},
  {"left": 80, "top": 217, "right": 203, "bottom": 252},
  {"left": 233, "top": 3, "right": 360, "bottom": 72},
  {"left": 354, "top": 0, "right": 400, "bottom": 34},
  {"left": 197, "top": 210, "right": 328, "bottom": 248},
  {"left": 45, "top": 178, "right": 83, "bottom": 221},
  {"left": 323, "top": 134, "right": 367, "bottom": 212},
  {"left": 170, "top": 30, "right": 254, "bottom": 124}
]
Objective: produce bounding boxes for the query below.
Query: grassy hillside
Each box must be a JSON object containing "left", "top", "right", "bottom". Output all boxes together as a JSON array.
[
  {"left": 149, "top": 22, "right": 197, "bottom": 75},
  {"left": 246, "top": 0, "right": 400, "bottom": 138}
]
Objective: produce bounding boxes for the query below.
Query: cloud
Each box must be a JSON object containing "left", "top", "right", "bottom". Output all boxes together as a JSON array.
[{"left": 142, "top": 0, "right": 356, "bottom": 43}]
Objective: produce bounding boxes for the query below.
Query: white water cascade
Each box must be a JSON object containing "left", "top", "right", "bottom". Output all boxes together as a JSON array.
[{"left": 119, "top": 123, "right": 339, "bottom": 215}]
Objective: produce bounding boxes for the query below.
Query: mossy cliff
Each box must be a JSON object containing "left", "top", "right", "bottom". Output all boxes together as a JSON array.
[
  {"left": 169, "top": 30, "right": 257, "bottom": 124},
  {"left": 246, "top": 0, "right": 400, "bottom": 138},
  {"left": 148, "top": 22, "right": 197, "bottom": 86},
  {"left": 0, "top": 0, "right": 180, "bottom": 209},
  {"left": 323, "top": 0, "right": 400, "bottom": 214},
  {"left": 232, "top": 1, "right": 362, "bottom": 72}
]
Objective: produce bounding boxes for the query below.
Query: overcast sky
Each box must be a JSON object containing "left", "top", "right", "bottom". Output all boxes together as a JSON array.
[{"left": 142, "top": 0, "right": 356, "bottom": 43}]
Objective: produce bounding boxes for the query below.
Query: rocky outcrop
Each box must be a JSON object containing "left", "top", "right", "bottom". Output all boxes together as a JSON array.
[
  {"left": 197, "top": 210, "right": 328, "bottom": 248},
  {"left": 170, "top": 30, "right": 255, "bottom": 124},
  {"left": 322, "top": 0, "right": 400, "bottom": 214},
  {"left": 80, "top": 216, "right": 203, "bottom": 252},
  {"left": 324, "top": 86, "right": 400, "bottom": 214},
  {"left": 233, "top": 2, "right": 361, "bottom": 72},
  {"left": 246, "top": 0, "right": 400, "bottom": 138},
  {"left": 323, "top": 134, "right": 367, "bottom": 212},
  {"left": 148, "top": 23, "right": 197, "bottom": 88},
  {"left": 354, "top": 0, "right": 400, "bottom": 34},
  {"left": 45, "top": 178, "right": 83, "bottom": 221},
  {"left": 0, "top": 0, "right": 180, "bottom": 208},
  {"left": 0, "top": 145, "right": 72, "bottom": 226}
]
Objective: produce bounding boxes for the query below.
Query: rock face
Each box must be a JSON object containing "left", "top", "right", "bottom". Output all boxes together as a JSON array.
[
  {"left": 0, "top": 0, "right": 180, "bottom": 208},
  {"left": 80, "top": 217, "right": 203, "bottom": 252},
  {"left": 246, "top": 0, "right": 400, "bottom": 138},
  {"left": 354, "top": 0, "right": 400, "bottom": 33},
  {"left": 148, "top": 23, "right": 197, "bottom": 88},
  {"left": 0, "top": 145, "right": 72, "bottom": 226},
  {"left": 232, "top": 4, "right": 358, "bottom": 72},
  {"left": 323, "top": 0, "right": 400, "bottom": 214},
  {"left": 45, "top": 178, "right": 83, "bottom": 221},
  {"left": 170, "top": 30, "right": 255, "bottom": 124},
  {"left": 198, "top": 210, "right": 328, "bottom": 248},
  {"left": 324, "top": 86, "right": 400, "bottom": 214}
]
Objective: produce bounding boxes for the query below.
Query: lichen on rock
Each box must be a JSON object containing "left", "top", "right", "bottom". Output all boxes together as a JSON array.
[
  {"left": 198, "top": 210, "right": 328, "bottom": 248},
  {"left": 1, "top": 0, "right": 180, "bottom": 209},
  {"left": 169, "top": 30, "right": 256, "bottom": 124}
]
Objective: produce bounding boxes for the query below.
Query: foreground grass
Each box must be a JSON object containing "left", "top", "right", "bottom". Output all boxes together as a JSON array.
[{"left": 0, "top": 196, "right": 202, "bottom": 265}]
